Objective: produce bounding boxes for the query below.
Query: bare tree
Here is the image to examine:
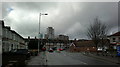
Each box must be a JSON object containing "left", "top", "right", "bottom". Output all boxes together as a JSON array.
[{"left": 86, "top": 17, "right": 108, "bottom": 54}]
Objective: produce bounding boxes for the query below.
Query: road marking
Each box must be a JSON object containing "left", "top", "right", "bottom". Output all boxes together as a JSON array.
[{"left": 81, "top": 62, "right": 87, "bottom": 65}]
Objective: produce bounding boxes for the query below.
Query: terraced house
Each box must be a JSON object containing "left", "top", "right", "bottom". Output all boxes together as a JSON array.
[{"left": 0, "top": 20, "right": 28, "bottom": 52}]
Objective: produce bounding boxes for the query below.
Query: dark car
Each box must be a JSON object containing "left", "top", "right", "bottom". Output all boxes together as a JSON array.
[
  {"left": 10, "top": 49, "right": 31, "bottom": 59},
  {"left": 52, "top": 47, "right": 57, "bottom": 50}
]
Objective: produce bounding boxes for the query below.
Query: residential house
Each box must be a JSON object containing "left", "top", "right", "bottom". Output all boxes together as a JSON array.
[
  {"left": 108, "top": 31, "right": 120, "bottom": 49},
  {"left": 45, "top": 34, "right": 69, "bottom": 50},
  {"left": 69, "top": 39, "right": 110, "bottom": 52},
  {"left": 1, "top": 20, "right": 27, "bottom": 52},
  {"left": 69, "top": 40, "right": 96, "bottom": 52}
]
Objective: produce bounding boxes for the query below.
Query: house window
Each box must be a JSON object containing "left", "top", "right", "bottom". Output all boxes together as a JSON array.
[
  {"left": 112, "top": 38, "right": 116, "bottom": 42},
  {"left": 11, "top": 44, "right": 13, "bottom": 50}
]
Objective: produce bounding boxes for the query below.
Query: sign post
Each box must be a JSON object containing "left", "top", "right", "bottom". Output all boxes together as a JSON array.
[
  {"left": 117, "top": 46, "right": 120, "bottom": 56},
  {"left": 40, "top": 34, "right": 43, "bottom": 39},
  {"left": 116, "top": 43, "right": 120, "bottom": 64},
  {"left": 117, "top": 43, "right": 120, "bottom": 56}
]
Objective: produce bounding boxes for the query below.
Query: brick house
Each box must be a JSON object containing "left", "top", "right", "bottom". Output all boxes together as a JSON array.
[
  {"left": 69, "top": 39, "right": 110, "bottom": 52},
  {"left": 69, "top": 40, "right": 96, "bottom": 52}
]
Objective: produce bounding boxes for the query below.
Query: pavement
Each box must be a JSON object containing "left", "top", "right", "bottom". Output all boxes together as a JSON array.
[
  {"left": 26, "top": 51, "right": 47, "bottom": 65},
  {"left": 0, "top": 54, "right": 2, "bottom": 67},
  {"left": 80, "top": 52, "right": 120, "bottom": 64}
]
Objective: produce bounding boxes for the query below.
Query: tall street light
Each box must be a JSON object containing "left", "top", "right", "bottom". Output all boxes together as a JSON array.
[{"left": 38, "top": 13, "right": 48, "bottom": 54}]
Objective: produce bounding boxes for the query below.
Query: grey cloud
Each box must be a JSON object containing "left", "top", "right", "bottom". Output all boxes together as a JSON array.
[{"left": 2, "top": 2, "right": 118, "bottom": 39}]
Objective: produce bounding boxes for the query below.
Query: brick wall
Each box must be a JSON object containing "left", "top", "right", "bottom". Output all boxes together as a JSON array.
[{"left": 69, "top": 46, "right": 97, "bottom": 52}]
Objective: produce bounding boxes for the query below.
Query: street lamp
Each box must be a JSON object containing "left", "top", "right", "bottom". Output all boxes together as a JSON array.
[{"left": 38, "top": 13, "right": 48, "bottom": 54}]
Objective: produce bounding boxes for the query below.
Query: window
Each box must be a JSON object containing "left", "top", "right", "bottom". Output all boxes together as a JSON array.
[
  {"left": 119, "top": 37, "right": 120, "bottom": 42},
  {"left": 11, "top": 44, "right": 13, "bottom": 50},
  {"left": 112, "top": 38, "right": 116, "bottom": 42}
]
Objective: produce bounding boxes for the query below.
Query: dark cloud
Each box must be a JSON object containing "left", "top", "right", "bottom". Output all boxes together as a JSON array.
[{"left": 2, "top": 2, "right": 118, "bottom": 39}]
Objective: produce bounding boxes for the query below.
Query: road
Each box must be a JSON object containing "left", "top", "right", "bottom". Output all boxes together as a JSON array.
[
  {"left": 27, "top": 52, "right": 46, "bottom": 65},
  {"left": 0, "top": 54, "right": 1, "bottom": 66},
  {"left": 46, "top": 51, "right": 118, "bottom": 65}
]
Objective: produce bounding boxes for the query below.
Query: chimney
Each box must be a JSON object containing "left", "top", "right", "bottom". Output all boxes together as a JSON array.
[
  {"left": 0, "top": 20, "right": 4, "bottom": 27},
  {"left": 35, "top": 36, "right": 37, "bottom": 39},
  {"left": 28, "top": 36, "right": 30, "bottom": 41},
  {"left": 74, "top": 38, "right": 77, "bottom": 42},
  {"left": 6, "top": 26, "right": 11, "bottom": 30}
]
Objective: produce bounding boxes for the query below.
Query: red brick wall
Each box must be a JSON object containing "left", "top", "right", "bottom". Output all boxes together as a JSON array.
[
  {"left": 69, "top": 45, "right": 76, "bottom": 52},
  {"left": 69, "top": 46, "right": 97, "bottom": 52}
]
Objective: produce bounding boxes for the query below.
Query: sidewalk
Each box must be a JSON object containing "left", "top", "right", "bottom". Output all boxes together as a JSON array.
[
  {"left": 26, "top": 51, "right": 47, "bottom": 65},
  {"left": 81, "top": 52, "right": 120, "bottom": 64}
]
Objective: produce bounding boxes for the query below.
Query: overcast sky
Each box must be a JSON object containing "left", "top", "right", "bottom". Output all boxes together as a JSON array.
[{"left": 1, "top": 2, "right": 118, "bottom": 39}]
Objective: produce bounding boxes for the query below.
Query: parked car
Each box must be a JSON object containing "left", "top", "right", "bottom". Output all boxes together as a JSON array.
[
  {"left": 62, "top": 47, "right": 67, "bottom": 50},
  {"left": 42, "top": 47, "right": 46, "bottom": 51},
  {"left": 29, "top": 49, "right": 38, "bottom": 56},
  {"left": 56, "top": 49, "right": 60, "bottom": 53},
  {"left": 10, "top": 49, "right": 31, "bottom": 59},
  {"left": 58, "top": 48, "right": 63, "bottom": 51},
  {"left": 52, "top": 47, "right": 57, "bottom": 50},
  {"left": 48, "top": 48, "right": 54, "bottom": 52}
]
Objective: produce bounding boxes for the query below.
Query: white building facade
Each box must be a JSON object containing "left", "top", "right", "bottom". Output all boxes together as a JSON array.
[{"left": 1, "top": 20, "right": 27, "bottom": 52}]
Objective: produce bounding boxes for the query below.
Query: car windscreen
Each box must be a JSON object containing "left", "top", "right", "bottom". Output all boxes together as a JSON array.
[{"left": 16, "top": 49, "right": 28, "bottom": 53}]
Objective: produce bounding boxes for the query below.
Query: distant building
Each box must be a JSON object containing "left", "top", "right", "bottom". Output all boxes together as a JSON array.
[
  {"left": 44, "top": 34, "right": 48, "bottom": 39},
  {"left": 1, "top": 20, "right": 27, "bottom": 52},
  {"left": 25, "top": 36, "right": 46, "bottom": 50},
  {"left": 55, "top": 35, "right": 69, "bottom": 40},
  {"left": 58, "top": 35, "right": 69, "bottom": 40},
  {"left": 45, "top": 27, "right": 54, "bottom": 39},
  {"left": 108, "top": 31, "right": 120, "bottom": 49}
]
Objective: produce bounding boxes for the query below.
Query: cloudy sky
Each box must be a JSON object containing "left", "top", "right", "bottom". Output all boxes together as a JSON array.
[{"left": 1, "top": 2, "right": 118, "bottom": 39}]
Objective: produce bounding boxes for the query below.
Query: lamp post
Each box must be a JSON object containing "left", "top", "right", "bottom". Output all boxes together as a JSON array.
[{"left": 38, "top": 13, "right": 48, "bottom": 54}]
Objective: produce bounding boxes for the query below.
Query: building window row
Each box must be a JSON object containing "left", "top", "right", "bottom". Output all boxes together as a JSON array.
[{"left": 1, "top": 20, "right": 27, "bottom": 52}]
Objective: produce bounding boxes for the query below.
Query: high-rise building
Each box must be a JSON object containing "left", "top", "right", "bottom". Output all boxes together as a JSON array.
[{"left": 45, "top": 27, "right": 54, "bottom": 39}]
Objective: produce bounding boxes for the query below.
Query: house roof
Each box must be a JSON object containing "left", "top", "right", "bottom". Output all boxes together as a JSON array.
[
  {"left": 70, "top": 43, "right": 76, "bottom": 46},
  {"left": 109, "top": 31, "right": 120, "bottom": 36},
  {"left": 2, "top": 20, "right": 25, "bottom": 40}
]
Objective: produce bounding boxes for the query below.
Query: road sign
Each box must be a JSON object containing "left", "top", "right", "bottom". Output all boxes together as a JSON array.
[
  {"left": 38, "top": 34, "right": 43, "bottom": 39},
  {"left": 117, "top": 46, "right": 120, "bottom": 56}
]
